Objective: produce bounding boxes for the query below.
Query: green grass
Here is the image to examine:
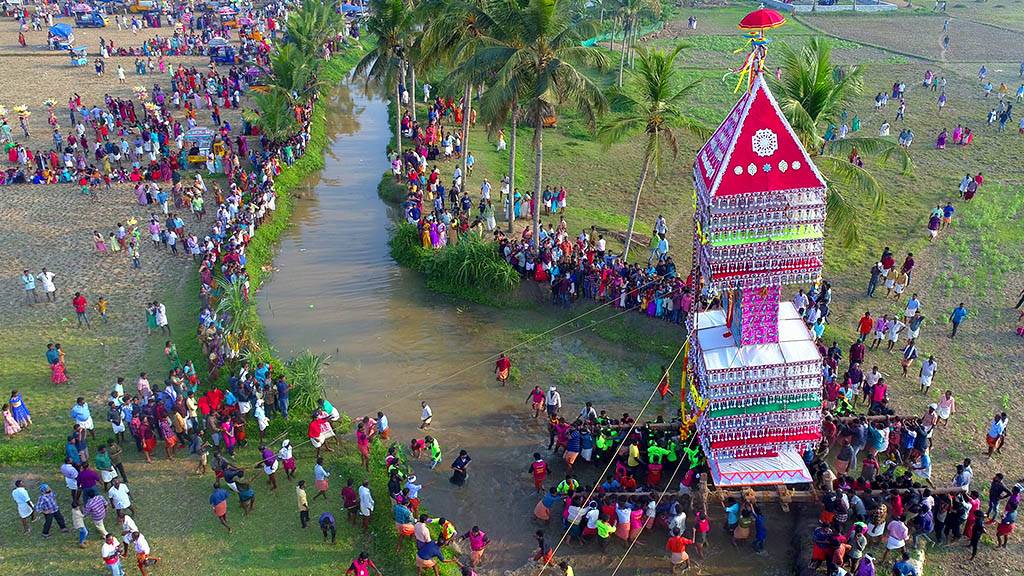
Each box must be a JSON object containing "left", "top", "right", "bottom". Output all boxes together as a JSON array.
[
  {"left": 0, "top": 432, "right": 460, "bottom": 576},
  {"left": 938, "top": 184, "right": 1024, "bottom": 299},
  {"left": 654, "top": 33, "right": 861, "bottom": 54}
]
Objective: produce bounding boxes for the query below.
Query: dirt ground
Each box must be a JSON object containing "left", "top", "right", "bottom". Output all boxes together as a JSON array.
[
  {"left": 804, "top": 13, "right": 1024, "bottom": 63},
  {"left": 0, "top": 16, "right": 241, "bottom": 144},
  {"left": 0, "top": 13, "right": 238, "bottom": 441}
]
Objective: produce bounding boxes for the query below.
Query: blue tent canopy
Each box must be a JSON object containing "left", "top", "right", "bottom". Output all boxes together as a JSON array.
[{"left": 49, "top": 23, "right": 73, "bottom": 38}]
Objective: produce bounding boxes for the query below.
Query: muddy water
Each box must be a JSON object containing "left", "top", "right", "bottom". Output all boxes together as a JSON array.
[
  {"left": 259, "top": 79, "right": 796, "bottom": 574},
  {"left": 259, "top": 79, "right": 544, "bottom": 570}
]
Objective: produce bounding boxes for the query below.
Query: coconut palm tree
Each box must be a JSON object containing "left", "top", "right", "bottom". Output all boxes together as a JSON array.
[
  {"left": 598, "top": 44, "right": 708, "bottom": 260},
  {"left": 356, "top": 0, "right": 413, "bottom": 154},
  {"left": 442, "top": 0, "right": 528, "bottom": 232},
  {"left": 771, "top": 37, "right": 912, "bottom": 246},
  {"left": 419, "top": 0, "right": 496, "bottom": 190},
  {"left": 612, "top": 0, "right": 659, "bottom": 86},
  {"left": 216, "top": 280, "right": 259, "bottom": 351},
  {"left": 471, "top": 0, "right": 608, "bottom": 247},
  {"left": 245, "top": 91, "right": 300, "bottom": 144},
  {"left": 286, "top": 0, "right": 344, "bottom": 56},
  {"left": 267, "top": 43, "right": 323, "bottom": 104}
]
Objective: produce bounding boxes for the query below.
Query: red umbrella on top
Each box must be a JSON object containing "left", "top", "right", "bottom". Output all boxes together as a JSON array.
[{"left": 738, "top": 8, "right": 786, "bottom": 31}]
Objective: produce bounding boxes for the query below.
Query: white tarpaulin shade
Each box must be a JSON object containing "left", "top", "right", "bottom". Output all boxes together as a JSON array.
[{"left": 708, "top": 449, "right": 813, "bottom": 487}]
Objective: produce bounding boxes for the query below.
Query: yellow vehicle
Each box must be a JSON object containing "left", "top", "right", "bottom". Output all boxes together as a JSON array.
[{"left": 128, "top": 0, "right": 158, "bottom": 13}]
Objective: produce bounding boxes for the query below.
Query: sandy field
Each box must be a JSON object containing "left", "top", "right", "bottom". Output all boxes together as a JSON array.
[{"left": 0, "top": 12, "right": 242, "bottom": 423}]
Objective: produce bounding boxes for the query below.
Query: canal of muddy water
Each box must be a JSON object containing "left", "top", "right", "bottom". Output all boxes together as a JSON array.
[{"left": 258, "top": 77, "right": 797, "bottom": 574}]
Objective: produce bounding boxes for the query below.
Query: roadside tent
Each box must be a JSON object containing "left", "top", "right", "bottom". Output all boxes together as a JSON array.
[{"left": 49, "top": 23, "right": 73, "bottom": 38}]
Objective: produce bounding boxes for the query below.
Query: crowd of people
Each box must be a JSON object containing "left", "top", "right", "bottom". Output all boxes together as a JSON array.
[
  {"left": 7, "top": 4, "right": 504, "bottom": 575},
  {"left": 394, "top": 91, "right": 694, "bottom": 333},
  {"left": 521, "top": 384, "right": 763, "bottom": 573},
  {"left": 9, "top": 2, "right": 1024, "bottom": 575}
]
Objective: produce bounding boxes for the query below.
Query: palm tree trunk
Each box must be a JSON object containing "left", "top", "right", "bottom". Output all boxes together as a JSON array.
[
  {"left": 401, "top": 59, "right": 409, "bottom": 111},
  {"left": 460, "top": 82, "right": 472, "bottom": 190},
  {"left": 623, "top": 149, "right": 653, "bottom": 261},
  {"left": 507, "top": 100, "right": 517, "bottom": 233},
  {"left": 628, "top": 18, "right": 635, "bottom": 68},
  {"left": 409, "top": 62, "right": 417, "bottom": 122},
  {"left": 531, "top": 110, "right": 543, "bottom": 249},
  {"left": 617, "top": 26, "right": 627, "bottom": 87},
  {"left": 626, "top": 17, "right": 634, "bottom": 67},
  {"left": 395, "top": 80, "right": 403, "bottom": 155}
]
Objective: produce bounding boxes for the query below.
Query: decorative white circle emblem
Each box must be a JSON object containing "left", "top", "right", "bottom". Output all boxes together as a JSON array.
[
  {"left": 747, "top": 163, "right": 757, "bottom": 175},
  {"left": 733, "top": 166, "right": 743, "bottom": 175},
  {"left": 751, "top": 128, "right": 778, "bottom": 158},
  {"left": 792, "top": 160, "right": 802, "bottom": 170}
]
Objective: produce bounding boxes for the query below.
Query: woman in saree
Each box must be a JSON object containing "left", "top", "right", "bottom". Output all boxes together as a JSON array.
[
  {"left": 436, "top": 221, "right": 448, "bottom": 248},
  {"left": 429, "top": 220, "right": 440, "bottom": 248},
  {"left": 421, "top": 223, "right": 431, "bottom": 249}
]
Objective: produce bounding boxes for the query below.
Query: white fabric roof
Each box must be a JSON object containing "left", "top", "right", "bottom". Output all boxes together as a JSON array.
[{"left": 695, "top": 302, "right": 819, "bottom": 371}]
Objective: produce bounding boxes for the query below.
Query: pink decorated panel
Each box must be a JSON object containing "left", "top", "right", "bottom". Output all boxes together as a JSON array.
[{"left": 739, "top": 286, "right": 780, "bottom": 345}]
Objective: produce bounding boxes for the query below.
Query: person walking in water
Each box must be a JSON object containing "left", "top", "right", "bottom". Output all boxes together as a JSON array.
[{"left": 495, "top": 354, "right": 511, "bottom": 386}]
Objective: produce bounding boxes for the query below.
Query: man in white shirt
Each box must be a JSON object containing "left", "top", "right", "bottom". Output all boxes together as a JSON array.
[
  {"left": 127, "top": 530, "right": 159, "bottom": 572},
  {"left": 480, "top": 179, "right": 491, "bottom": 200},
  {"left": 886, "top": 317, "right": 906, "bottom": 352},
  {"left": 422, "top": 83, "right": 432, "bottom": 102},
  {"left": 154, "top": 302, "right": 169, "bottom": 335},
  {"left": 357, "top": 481, "right": 374, "bottom": 532},
  {"left": 121, "top": 513, "right": 138, "bottom": 536},
  {"left": 793, "top": 289, "right": 809, "bottom": 315},
  {"left": 37, "top": 267, "right": 56, "bottom": 302},
  {"left": 100, "top": 533, "right": 124, "bottom": 576},
  {"left": 584, "top": 501, "right": 600, "bottom": 533},
  {"left": 919, "top": 356, "right": 938, "bottom": 392},
  {"left": 420, "top": 401, "right": 432, "bottom": 429},
  {"left": 11, "top": 480, "right": 34, "bottom": 533},
  {"left": 655, "top": 215, "right": 668, "bottom": 236},
  {"left": 579, "top": 402, "right": 597, "bottom": 422},
  {"left": 545, "top": 386, "right": 562, "bottom": 417},
  {"left": 108, "top": 478, "right": 135, "bottom": 516},
  {"left": 61, "top": 460, "right": 80, "bottom": 494}
]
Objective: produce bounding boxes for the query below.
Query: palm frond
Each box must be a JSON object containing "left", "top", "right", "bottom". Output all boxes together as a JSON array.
[
  {"left": 825, "top": 185, "right": 860, "bottom": 248},
  {"left": 817, "top": 154, "right": 885, "bottom": 212},
  {"left": 829, "top": 136, "right": 914, "bottom": 175}
]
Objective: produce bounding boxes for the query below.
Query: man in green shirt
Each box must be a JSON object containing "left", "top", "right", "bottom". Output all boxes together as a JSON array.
[
  {"left": 595, "top": 516, "right": 615, "bottom": 551},
  {"left": 94, "top": 447, "right": 116, "bottom": 491},
  {"left": 426, "top": 436, "right": 442, "bottom": 470}
]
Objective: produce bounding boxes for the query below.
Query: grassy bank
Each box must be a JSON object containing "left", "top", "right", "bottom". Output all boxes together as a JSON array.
[{"left": 388, "top": 221, "right": 520, "bottom": 307}]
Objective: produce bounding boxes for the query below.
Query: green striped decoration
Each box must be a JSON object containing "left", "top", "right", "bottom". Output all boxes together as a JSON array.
[
  {"left": 709, "top": 226, "right": 823, "bottom": 247},
  {"left": 708, "top": 399, "right": 820, "bottom": 418}
]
